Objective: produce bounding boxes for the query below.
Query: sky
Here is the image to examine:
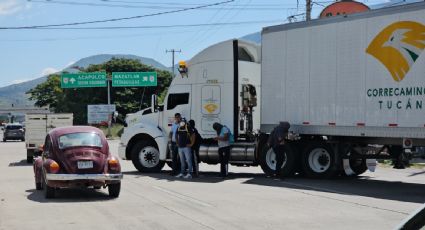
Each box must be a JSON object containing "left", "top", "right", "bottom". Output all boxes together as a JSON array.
[{"left": 0, "top": 0, "right": 394, "bottom": 87}]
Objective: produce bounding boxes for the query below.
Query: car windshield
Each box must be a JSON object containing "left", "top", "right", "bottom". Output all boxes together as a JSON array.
[
  {"left": 6, "top": 125, "right": 22, "bottom": 130},
  {"left": 58, "top": 132, "right": 103, "bottom": 149}
]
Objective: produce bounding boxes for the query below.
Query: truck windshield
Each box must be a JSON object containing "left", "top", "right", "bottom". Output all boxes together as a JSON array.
[{"left": 58, "top": 132, "right": 103, "bottom": 149}]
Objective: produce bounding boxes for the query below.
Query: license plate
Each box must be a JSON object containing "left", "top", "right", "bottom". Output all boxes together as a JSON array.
[{"left": 77, "top": 161, "right": 93, "bottom": 169}]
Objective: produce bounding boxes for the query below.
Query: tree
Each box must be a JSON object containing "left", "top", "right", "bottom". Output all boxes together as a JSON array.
[{"left": 27, "top": 58, "right": 172, "bottom": 125}]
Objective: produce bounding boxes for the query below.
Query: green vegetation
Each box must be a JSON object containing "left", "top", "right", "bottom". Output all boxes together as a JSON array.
[
  {"left": 27, "top": 58, "right": 172, "bottom": 125},
  {"left": 99, "top": 124, "right": 124, "bottom": 139}
]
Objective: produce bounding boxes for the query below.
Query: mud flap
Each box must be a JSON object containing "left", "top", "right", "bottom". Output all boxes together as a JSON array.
[
  {"left": 366, "top": 159, "right": 377, "bottom": 172},
  {"left": 342, "top": 159, "right": 355, "bottom": 176}
]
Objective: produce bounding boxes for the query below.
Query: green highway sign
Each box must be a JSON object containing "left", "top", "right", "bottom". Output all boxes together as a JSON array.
[
  {"left": 112, "top": 72, "right": 157, "bottom": 87},
  {"left": 61, "top": 73, "right": 107, "bottom": 88}
]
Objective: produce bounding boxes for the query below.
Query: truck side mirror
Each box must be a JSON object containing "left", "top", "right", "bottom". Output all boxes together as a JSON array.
[{"left": 151, "top": 94, "right": 158, "bottom": 112}]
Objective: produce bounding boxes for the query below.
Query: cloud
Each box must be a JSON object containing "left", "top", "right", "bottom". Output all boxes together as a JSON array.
[
  {"left": 41, "top": 67, "right": 58, "bottom": 76},
  {"left": 0, "top": 0, "right": 29, "bottom": 15},
  {"left": 11, "top": 79, "right": 31, "bottom": 84}
]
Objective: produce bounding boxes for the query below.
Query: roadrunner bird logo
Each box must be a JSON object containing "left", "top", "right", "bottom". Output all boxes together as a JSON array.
[{"left": 366, "top": 21, "right": 425, "bottom": 82}]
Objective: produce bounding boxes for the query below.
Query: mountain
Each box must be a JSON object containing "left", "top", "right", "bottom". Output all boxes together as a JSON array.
[
  {"left": 0, "top": 77, "right": 47, "bottom": 107},
  {"left": 64, "top": 54, "right": 169, "bottom": 72},
  {"left": 0, "top": 54, "right": 169, "bottom": 107}
]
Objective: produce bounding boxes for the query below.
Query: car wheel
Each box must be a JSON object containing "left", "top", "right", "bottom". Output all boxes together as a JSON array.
[
  {"left": 302, "top": 142, "right": 337, "bottom": 179},
  {"left": 2, "top": 138, "right": 6, "bottom": 142},
  {"left": 35, "top": 182, "right": 42, "bottom": 190},
  {"left": 131, "top": 140, "right": 165, "bottom": 173},
  {"left": 260, "top": 144, "right": 296, "bottom": 177},
  {"left": 108, "top": 182, "right": 121, "bottom": 198},
  {"left": 43, "top": 177, "right": 55, "bottom": 199}
]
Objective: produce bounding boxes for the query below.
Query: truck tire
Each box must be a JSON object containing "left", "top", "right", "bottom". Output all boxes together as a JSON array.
[
  {"left": 131, "top": 140, "right": 165, "bottom": 173},
  {"left": 26, "top": 149, "right": 33, "bottom": 163},
  {"left": 302, "top": 142, "right": 337, "bottom": 179},
  {"left": 260, "top": 144, "right": 296, "bottom": 177},
  {"left": 344, "top": 158, "right": 367, "bottom": 176}
]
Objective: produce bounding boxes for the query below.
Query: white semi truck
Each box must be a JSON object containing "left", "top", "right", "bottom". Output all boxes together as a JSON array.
[{"left": 119, "top": 2, "right": 425, "bottom": 178}]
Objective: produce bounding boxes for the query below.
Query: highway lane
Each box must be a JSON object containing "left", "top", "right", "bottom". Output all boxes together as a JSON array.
[{"left": 0, "top": 134, "right": 424, "bottom": 230}]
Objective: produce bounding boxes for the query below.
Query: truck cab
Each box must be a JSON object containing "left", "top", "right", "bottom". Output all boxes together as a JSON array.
[{"left": 119, "top": 39, "right": 261, "bottom": 172}]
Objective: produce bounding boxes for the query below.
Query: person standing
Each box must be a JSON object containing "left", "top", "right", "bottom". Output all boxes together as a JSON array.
[
  {"left": 212, "top": 122, "right": 232, "bottom": 178},
  {"left": 188, "top": 119, "right": 202, "bottom": 177},
  {"left": 175, "top": 119, "right": 195, "bottom": 179},
  {"left": 268, "top": 121, "right": 290, "bottom": 177},
  {"left": 169, "top": 113, "right": 181, "bottom": 176}
]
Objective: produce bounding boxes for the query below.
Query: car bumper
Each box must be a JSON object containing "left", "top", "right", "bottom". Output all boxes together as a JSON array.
[
  {"left": 46, "top": 173, "right": 123, "bottom": 181},
  {"left": 118, "top": 143, "right": 127, "bottom": 160}
]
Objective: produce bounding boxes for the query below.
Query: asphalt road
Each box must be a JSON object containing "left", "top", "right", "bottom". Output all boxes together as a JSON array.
[{"left": 0, "top": 134, "right": 424, "bottom": 230}]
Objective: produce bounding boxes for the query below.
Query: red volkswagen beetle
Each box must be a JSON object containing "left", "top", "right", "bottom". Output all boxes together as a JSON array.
[{"left": 33, "top": 126, "right": 123, "bottom": 198}]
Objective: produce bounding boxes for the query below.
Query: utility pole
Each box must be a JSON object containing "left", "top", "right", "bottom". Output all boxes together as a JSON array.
[
  {"left": 166, "top": 49, "right": 181, "bottom": 77},
  {"left": 306, "top": 0, "right": 312, "bottom": 21}
]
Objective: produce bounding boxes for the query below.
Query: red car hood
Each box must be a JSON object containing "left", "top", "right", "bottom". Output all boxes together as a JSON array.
[{"left": 59, "top": 147, "right": 107, "bottom": 174}]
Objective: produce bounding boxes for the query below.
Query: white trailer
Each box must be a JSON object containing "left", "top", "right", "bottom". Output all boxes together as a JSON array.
[
  {"left": 120, "top": 2, "right": 425, "bottom": 178},
  {"left": 260, "top": 2, "right": 425, "bottom": 177},
  {"left": 25, "top": 113, "right": 73, "bottom": 163}
]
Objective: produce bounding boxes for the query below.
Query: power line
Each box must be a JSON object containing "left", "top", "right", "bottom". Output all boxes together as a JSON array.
[
  {"left": 0, "top": 19, "right": 283, "bottom": 30},
  {"left": 1, "top": 0, "right": 235, "bottom": 29},
  {"left": 99, "top": 0, "right": 302, "bottom": 7},
  {"left": 28, "top": 0, "right": 300, "bottom": 10}
]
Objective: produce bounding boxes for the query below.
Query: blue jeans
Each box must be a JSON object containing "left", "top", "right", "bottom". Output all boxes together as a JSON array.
[{"left": 178, "top": 147, "right": 193, "bottom": 175}]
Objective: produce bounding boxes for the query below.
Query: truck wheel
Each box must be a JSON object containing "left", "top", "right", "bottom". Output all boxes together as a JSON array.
[
  {"left": 108, "top": 182, "right": 121, "bottom": 198},
  {"left": 43, "top": 178, "right": 55, "bottom": 199},
  {"left": 302, "top": 143, "right": 337, "bottom": 179},
  {"left": 344, "top": 158, "right": 367, "bottom": 176},
  {"left": 131, "top": 140, "right": 165, "bottom": 173},
  {"left": 260, "top": 144, "right": 296, "bottom": 177}
]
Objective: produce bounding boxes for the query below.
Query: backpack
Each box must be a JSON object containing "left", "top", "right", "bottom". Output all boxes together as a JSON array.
[{"left": 177, "top": 124, "right": 193, "bottom": 147}]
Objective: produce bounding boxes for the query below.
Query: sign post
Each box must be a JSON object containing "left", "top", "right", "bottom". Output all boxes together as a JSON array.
[{"left": 87, "top": 104, "right": 116, "bottom": 124}]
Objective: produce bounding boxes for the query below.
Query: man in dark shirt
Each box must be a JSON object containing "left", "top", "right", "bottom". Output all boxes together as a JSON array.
[
  {"left": 175, "top": 119, "right": 195, "bottom": 179},
  {"left": 188, "top": 120, "right": 201, "bottom": 177},
  {"left": 268, "top": 121, "right": 290, "bottom": 177}
]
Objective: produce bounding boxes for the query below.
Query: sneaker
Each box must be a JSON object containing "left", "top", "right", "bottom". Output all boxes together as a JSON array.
[
  {"left": 183, "top": 174, "right": 192, "bottom": 179},
  {"left": 175, "top": 173, "right": 184, "bottom": 178}
]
